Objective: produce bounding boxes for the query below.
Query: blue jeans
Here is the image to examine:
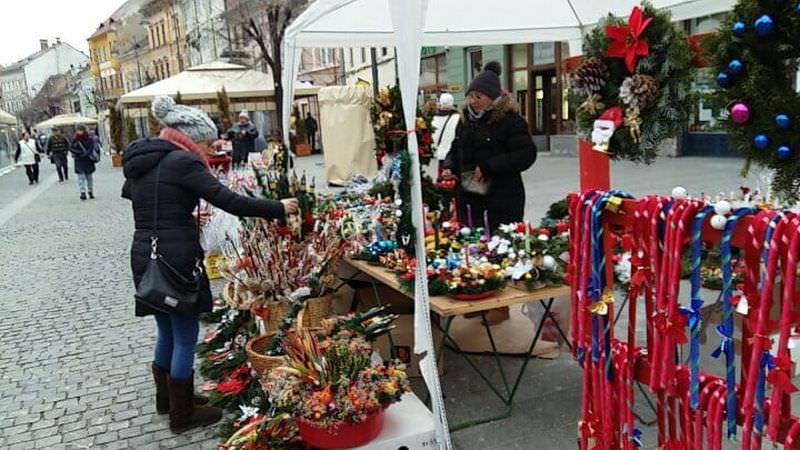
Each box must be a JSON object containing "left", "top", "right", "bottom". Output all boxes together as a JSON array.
[
  {"left": 77, "top": 173, "right": 94, "bottom": 194},
  {"left": 153, "top": 314, "right": 199, "bottom": 380}
]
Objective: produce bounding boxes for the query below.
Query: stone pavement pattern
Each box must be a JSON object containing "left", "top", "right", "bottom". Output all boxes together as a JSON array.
[{"left": 0, "top": 154, "right": 761, "bottom": 449}]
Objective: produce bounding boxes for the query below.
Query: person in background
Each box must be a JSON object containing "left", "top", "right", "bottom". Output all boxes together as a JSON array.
[
  {"left": 304, "top": 112, "right": 318, "bottom": 153},
  {"left": 70, "top": 125, "right": 99, "bottom": 200},
  {"left": 431, "top": 93, "right": 459, "bottom": 177},
  {"left": 226, "top": 110, "right": 258, "bottom": 166},
  {"left": 34, "top": 128, "right": 48, "bottom": 153},
  {"left": 442, "top": 61, "right": 537, "bottom": 325},
  {"left": 47, "top": 128, "right": 70, "bottom": 182},
  {"left": 15, "top": 131, "right": 41, "bottom": 185},
  {"left": 122, "top": 96, "right": 298, "bottom": 434}
]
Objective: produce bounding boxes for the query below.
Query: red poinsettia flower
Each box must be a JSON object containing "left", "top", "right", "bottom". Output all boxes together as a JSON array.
[{"left": 605, "top": 6, "right": 652, "bottom": 73}]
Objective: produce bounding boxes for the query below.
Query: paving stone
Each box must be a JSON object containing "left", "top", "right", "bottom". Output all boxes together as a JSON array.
[{"left": 34, "top": 434, "right": 62, "bottom": 449}]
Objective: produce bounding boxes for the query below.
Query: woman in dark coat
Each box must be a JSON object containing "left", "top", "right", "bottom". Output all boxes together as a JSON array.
[
  {"left": 442, "top": 61, "right": 537, "bottom": 324},
  {"left": 122, "top": 96, "right": 298, "bottom": 434},
  {"left": 70, "top": 125, "right": 98, "bottom": 200}
]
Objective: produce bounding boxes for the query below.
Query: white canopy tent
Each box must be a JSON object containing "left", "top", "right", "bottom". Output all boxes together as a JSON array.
[
  {"left": 0, "top": 108, "right": 16, "bottom": 127},
  {"left": 281, "top": 1, "right": 735, "bottom": 447},
  {"left": 35, "top": 113, "right": 98, "bottom": 130},
  {"left": 120, "top": 61, "right": 319, "bottom": 104}
]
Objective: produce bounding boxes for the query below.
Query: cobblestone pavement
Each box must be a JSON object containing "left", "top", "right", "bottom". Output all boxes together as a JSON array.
[
  {"left": 0, "top": 161, "right": 218, "bottom": 449},
  {"left": 0, "top": 154, "right": 757, "bottom": 450}
]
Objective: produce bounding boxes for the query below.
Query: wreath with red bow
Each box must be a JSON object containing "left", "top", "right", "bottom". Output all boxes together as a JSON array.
[{"left": 570, "top": 2, "right": 694, "bottom": 163}]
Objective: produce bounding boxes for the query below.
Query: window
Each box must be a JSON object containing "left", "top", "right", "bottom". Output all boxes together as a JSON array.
[
  {"left": 467, "top": 47, "right": 482, "bottom": 80},
  {"left": 360, "top": 48, "right": 366, "bottom": 63},
  {"left": 320, "top": 48, "right": 333, "bottom": 65},
  {"left": 419, "top": 53, "right": 447, "bottom": 92},
  {"left": 165, "top": 60, "right": 170, "bottom": 77},
  {"left": 381, "top": 47, "right": 388, "bottom": 57},
  {"left": 348, "top": 48, "right": 353, "bottom": 67}
]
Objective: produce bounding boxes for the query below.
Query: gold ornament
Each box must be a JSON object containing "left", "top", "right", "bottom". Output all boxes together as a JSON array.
[
  {"left": 579, "top": 93, "right": 605, "bottom": 115},
  {"left": 624, "top": 106, "right": 642, "bottom": 144},
  {"left": 588, "top": 288, "right": 615, "bottom": 315}
]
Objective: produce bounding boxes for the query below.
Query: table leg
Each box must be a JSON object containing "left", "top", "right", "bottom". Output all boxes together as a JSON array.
[
  {"left": 508, "top": 297, "right": 556, "bottom": 402},
  {"left": 480, "top": 311, "right": 512, "bottom": 401}
]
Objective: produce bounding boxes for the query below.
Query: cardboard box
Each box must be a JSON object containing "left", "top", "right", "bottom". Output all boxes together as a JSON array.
[
  {"left": 356, "top": 285, "right": 445, "bottom": 377},
  {"left": 352, "top": 393, "right": 438, "bottom": 450}
]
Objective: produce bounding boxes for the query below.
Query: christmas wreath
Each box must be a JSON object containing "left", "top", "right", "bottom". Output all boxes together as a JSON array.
[
  {"left": 707, "top": 0, "right": 800, "bottom": 200},
  {"left": 570, "top": 2, "right": 694, "bottom": 162}
]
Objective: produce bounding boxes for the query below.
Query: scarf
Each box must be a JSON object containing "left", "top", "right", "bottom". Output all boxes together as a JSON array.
[
  {"left": 159, "top": 127, "right": 209, "bottom": 167},
  {"left": 466, "top": 104, "right": 488, "bottom": 122}
]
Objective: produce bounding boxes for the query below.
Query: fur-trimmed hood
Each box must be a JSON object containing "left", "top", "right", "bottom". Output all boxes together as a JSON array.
[{"left": 461, "top": 94, "right": 519, "bottom": 125}]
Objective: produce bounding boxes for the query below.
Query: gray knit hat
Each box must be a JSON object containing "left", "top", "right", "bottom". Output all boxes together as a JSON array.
[
  {"left": 151, "top": 95, "right": 217, "bottom": 142},
  {"left": 467, "top": 61, "right": 502, "bottom": 100}
]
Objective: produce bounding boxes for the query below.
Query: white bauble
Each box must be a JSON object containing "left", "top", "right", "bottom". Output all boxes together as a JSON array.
[
  {"left": 710, "top": 214, "right": 728, "bottom": 230},
  {"left": 460, "top": 227, "right": 472, "bottom": 237},
  {"left": 542, "top": 255, "right": 557, "bottom": 270},
  {"left": 537, "top": 234, "right": 550, "bottom": 242},
  {"left": 714, "top": 200, "right": 732, "bottom": 216},
  {"left": 671, "top": 186, "right": 688, "bottom": 199}
]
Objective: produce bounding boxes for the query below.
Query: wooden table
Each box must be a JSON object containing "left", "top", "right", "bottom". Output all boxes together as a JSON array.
[{"left": 341, "top": 257, "right": 572, "bottom": 430}]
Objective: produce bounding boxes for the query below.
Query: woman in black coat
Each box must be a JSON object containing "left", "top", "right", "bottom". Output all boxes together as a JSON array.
[
  {"left": 70, "top": 125, "right": 98, "bottom": 200},
  {"left": 122, "top": 96, "right": 298, "bottom": 434},
  {"left": 442, "top": 62, "right": 537, "bottom": 324}
]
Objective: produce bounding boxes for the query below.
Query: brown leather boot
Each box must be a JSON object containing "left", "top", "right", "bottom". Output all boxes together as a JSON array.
[
  {"left": 168, "top": 377, "right": 222, "bottom": 433},
  {"left": 482, "top": 306, "right": 510, "bottom": 326},
  {"left": 152, "top": 364, "right": 210, "bottom": 414}
]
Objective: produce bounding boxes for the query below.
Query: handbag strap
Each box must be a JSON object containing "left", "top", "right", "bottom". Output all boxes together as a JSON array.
[{"left": 436, "top": 114, "right": 454, "bottom": 148}]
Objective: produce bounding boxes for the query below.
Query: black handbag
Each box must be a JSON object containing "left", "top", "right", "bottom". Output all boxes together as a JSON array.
[{"left": 135, "top": 162, "right": 203, "bottom": 316}]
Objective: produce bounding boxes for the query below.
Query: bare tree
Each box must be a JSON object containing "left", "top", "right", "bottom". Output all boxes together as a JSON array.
[{"left": 225, "top": 0, "right": 309, "bottom": 140}]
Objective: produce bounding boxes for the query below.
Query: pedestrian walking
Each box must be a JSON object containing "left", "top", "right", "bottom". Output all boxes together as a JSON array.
[
  {"left": 304, "top": 112, "right": 318, "bottom": 152},
  {"left": 122, "top": 96, "right": 298, "bottom": 434},
  {"left": 47, "top": 128, "right": 70, "bottom": 182},
  {"left": 15, "top": 131, "right": 41, "bottom": 185},
  {"left": 69, "top": 125, "right": 99, "bottom": 200},
  {"left": 442, "top": 61, "right": 537, "bottom": 325},
  {"left": 431, "top": 93, "right": 459, "bottom": 176},
  {"left": 225, "top": 110, "right": 258, "bottom": 166}
]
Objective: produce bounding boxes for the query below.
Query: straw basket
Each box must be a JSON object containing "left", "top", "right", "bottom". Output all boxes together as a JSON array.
[
  {"left": 223, "top": 282, "right": 267, "bottom": 311},
  {"left": 245, "top": 309, "right": 324, "bottom": 378},
  {"left": 250, "top": 301, "right": 292, "bottom": 333},
  {"left": 301, "top": 294, "right": 333, "bottom": 328}
]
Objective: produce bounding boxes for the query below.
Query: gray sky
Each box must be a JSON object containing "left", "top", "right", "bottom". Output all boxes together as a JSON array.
[{"left": 0, "top": 0, "right": 121, "bottom": 66}]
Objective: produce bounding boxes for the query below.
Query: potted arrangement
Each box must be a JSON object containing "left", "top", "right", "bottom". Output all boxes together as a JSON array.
[
  {"left": 265, "top": 329, "right": 410, "bottom": 449},
  {"left": 108, "top": 104, "right": 124, "bottom": 167}
]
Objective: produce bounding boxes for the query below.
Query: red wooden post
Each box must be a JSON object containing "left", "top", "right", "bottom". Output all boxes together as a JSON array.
[{"left": 578, "top": 138, "right": 610, "bottom": 191}]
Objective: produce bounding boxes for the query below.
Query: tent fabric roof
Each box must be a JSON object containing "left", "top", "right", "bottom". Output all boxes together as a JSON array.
[
  {"left": 120, "top": 61, "right": 319, "bottom": 104},
  {"left": 291, "top": 0, "right": 735, "bottom": 48},
  {"left": 0, "top": 108, "right": 16, "bottom": 126},
  {"left": 35, "top": 114, "right": 98, "bottom": 129}
]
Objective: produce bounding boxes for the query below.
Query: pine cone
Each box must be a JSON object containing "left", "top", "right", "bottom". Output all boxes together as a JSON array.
[
  {"left": 570, "top": 57, "right": 609, "bottom": 96},
  {"left": 631, "top": 75, "right": 658, "bottom": 109}
]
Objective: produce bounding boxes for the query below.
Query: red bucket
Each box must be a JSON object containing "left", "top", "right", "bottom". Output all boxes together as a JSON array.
[
  {"left": 449, "top": 290, "right": 495, "bottom": 301},
  {"left": 296, "top": 409, "right": 385, "bottom": 449}
]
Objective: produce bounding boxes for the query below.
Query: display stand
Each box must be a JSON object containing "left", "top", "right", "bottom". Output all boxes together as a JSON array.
[{"left": 341, "top": 257, "right": 571, "bottom": 431}]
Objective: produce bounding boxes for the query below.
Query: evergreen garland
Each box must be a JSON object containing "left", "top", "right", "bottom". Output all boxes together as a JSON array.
[
  {"left": 108, "top": 103, "right": 124, "bottom": 154},
  {"left": 707, "top": 1, "right": 800, "bottom": 201},
  {"left": 125, "top": 116, "right": 137, "bottom": 145},
  {"left": 571, "top": 1, "right": 694, "bottom": 163},
  {"left": 396, "top": 149, "right": 416, "bottom": 255},
  {"left": 217, "top": 88, "right": 233, "bottom": 133}
]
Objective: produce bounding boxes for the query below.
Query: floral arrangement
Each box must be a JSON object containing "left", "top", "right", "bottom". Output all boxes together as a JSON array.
[
  {"left": 495, "top": 222, "right": 569, "bottom": 290},
  {"left": 265, "top": 330, "right": 411, "bottom": 429},
  {"left": 219, "top": 219, "right": 346, "bottom": 303},
  {"left": 372, "top": 85, "right": 434, "bottom": 167},
  {"left": 569, "top": 2, "right": 693, "bottom": 162},
  {"left": 220, "top": 413, "right": 301, "bottom": 450}
]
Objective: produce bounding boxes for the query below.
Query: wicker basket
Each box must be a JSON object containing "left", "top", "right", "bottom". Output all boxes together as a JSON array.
[
  {"left": 245, "top": 332, "right": 286, "bottom": 377},
  {"left": 223, "top": 282, "right": 267, "bottom": 311},
  {"left": 301, "top": 294, "right": 333, "bottom": 328},
  {"left": 250, "top": 301, "right": 292, "bottom": 333}
]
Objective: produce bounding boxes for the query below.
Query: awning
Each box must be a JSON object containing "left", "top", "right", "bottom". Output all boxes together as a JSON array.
[{"left": 36, "top": 113, "right": 98, "bottom": 129}]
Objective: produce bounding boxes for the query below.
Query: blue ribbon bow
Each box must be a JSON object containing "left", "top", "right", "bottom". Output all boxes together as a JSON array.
[{"left": 711, "top": 324, "right": 733, "bottom": 359}]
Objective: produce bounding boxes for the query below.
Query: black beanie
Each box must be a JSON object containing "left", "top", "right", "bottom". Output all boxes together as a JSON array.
[{"left": 467, "top": 61, "right": 502, "bottom": 100}]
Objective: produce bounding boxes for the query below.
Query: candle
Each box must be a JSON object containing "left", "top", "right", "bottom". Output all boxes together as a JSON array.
[
  {"left": 433, "top": 212, "right": 440, "bottom": 252},
  {"left": 483, "top": 210, "right": 490, "bottom": 238},
  {"left": 525, "top": 221, "right": 531, "bottom": 253},
  {"left": 467, "top": 204, "right": 473, "bottom": 229}
]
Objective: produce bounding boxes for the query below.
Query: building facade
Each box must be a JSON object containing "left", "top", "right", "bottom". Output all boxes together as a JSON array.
[
  {"left": 141, "top": 0, "right": 188, "bottom": 83},
  {"left": 88, "top": 19, "right": 125, "bottom": 104},
  {"left": 0, "top": 40, "right": 88, "bottom": 117},
  {"left": 182, "top": 0, "right": 230, "bottom": 67}
]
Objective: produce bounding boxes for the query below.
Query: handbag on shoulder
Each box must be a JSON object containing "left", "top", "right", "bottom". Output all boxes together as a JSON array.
[{"left": 135, "top": 162, "right": 203, "bottom": 316}]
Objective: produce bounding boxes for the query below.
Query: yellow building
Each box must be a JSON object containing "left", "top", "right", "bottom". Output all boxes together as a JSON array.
[
  {"left": 87, "top": 18, "right": 124, "bottom": 103},
  {"left": 141, "top": 0, "right": 188, "bottom": 83}
]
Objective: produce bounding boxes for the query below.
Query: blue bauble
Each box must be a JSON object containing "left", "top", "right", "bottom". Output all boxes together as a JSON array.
[
  {"left": 728, "top": 59, "right": 743, "bottom": 76},
  {"left": 716, "top": 72, "right": 730, "bottom": 88},
  {"left": 753, "top": 134, "right": 770, "bottom": 149},
  {"left": 755, "top": 15, "right": 775, "bottom": 36},
  {"left": 796, "top": 2, "right": 800, "bottom": 14},
  {"left": 777, "top": 145, "right": 792, "bottom": 160},
  {"left": 732, "top": 21, "right": 747, "bottom": 37},
  {"left": 775, "top": 113, "right": 791, "bottom": 129}
]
